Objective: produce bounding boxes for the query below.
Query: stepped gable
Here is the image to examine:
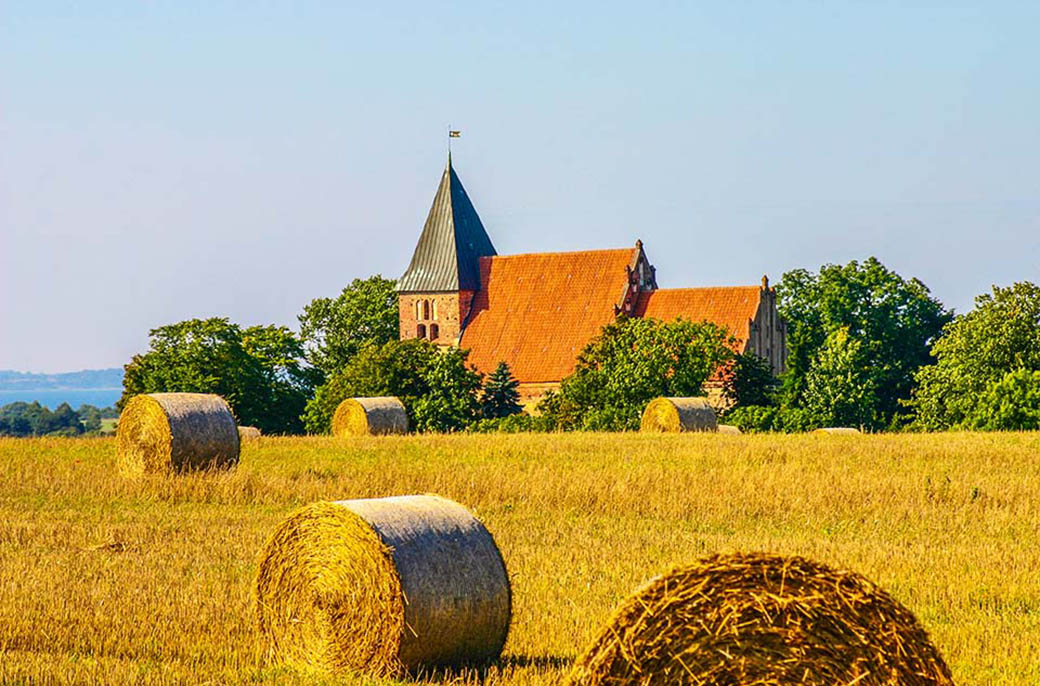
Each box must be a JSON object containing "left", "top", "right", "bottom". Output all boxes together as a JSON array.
[
  {"left": 634, "top": 286, "right": 763, "bottom": 348},
  {"left": 459, "top": 248, "right": 639, "bottom": 382},
  {"left": 397, "top": 154, "right": 496, "bottom": 293}
]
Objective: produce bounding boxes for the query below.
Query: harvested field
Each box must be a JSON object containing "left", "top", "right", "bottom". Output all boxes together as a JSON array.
[{"left": 1, "top": 432, "right": 1039, "bottom": 684}]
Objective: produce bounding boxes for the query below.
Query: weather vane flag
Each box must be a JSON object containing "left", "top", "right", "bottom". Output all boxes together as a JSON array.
[{"left": 448, "top": 127, "right": 461, "bottom": 155}]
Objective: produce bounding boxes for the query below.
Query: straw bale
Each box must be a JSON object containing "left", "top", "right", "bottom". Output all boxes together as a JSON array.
[
  {"left": 332, "top": 396, "right": 408, "bottom": 436},
  {"left": 640, "top": 397, "right": 717, "bottom": 433},
  {"left": 568, "top": 552, "right": 953, "bottom": 686},
  {"left": 238, "top": 426, "right": 262, "bottom": 440},
  {"left": 716, "top": 424, "right": 742, "bottom": 434},
  {"left": 813, "top": 427, "right": 863, "bottom": 435},
  {"left": 116, "top": 393, "right": 239, "bottom": 475},
  {"left": 254, "top": 494, "right": 511, "bottom": 677}
]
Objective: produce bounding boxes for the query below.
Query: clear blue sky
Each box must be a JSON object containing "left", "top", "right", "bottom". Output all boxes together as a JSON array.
[{"left": 2, "top": 2, "right": 1038, "bottom": 372}]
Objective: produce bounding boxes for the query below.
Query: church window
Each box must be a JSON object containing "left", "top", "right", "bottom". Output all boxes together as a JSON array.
[
  {"left": 415, "top": 301, "right": 422, "bottom": 319},
  {"left": 423, "top": 300, "right": 430, "bottom": 320},
  {"left": 432, "top": 300, "right": 438, "bottom": 320},
  {"left": 417, "top": 324, "right": 426, "bottom": 339},
  {"left": 430, "top": 323, "right": 439, "bottom": 340}
]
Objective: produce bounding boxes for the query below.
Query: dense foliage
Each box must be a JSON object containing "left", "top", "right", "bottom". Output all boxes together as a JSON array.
[
  {"left": 540, "top": 317, "right": 733, "bottom": 431},
  {"left": 0, "top": 402, "right": 117, "bottom": 437},
  {"left": 775, "top": 257, "right": 950, "bottom": 430},
  {"left": 911, "top": 282, "right": 1040, "bottom": 430},
  {"left": 298, "top": 275, "right": 399, "bottom": 377},
  {"left": 302, "top": 339, "right": 483, "bottom": 434},
  {"left": 121, "top": 318, "right": 315, "bottom": 434},
  {"left": 480, "top": 362, "right": 523, "bottom": 419}
]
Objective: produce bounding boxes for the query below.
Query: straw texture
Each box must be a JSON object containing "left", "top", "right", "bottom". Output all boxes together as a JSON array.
[
  {"left": 254, "top": 495, "right": 511, "bottom": 677},
  {"left": 116, "top": 393, "right": 239, "bottom": 475},
  {"left": 568, "top": 552, "right": 953, "bottom": 686},
  {"left": 238, "top": 426, "right": 262, "bottom": 440},
  {"left": 640, "top": 397, "right": 717, "bottom": 433},
  {"left": 813, "top": 427, "right": 863, "bottom": 435},
  {"left": 332, "top": 397, "right": 409, "bottom": 436},
  {"left": 717, "top": 424, "right": 742, "bottom": 434}
]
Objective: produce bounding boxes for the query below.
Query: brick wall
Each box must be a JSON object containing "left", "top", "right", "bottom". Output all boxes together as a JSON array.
[{"left": 399, "top": 291, "right": 475, "bottom": 345}]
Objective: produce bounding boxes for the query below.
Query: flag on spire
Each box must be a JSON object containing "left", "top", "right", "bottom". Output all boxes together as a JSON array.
[{"left": 449, "top": 130, "right": 461, "bottom": 138}]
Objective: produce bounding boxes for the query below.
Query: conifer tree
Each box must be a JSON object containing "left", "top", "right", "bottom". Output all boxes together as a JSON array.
[{"left": 481, "top": 362, "right": 522, "bottom": 419}]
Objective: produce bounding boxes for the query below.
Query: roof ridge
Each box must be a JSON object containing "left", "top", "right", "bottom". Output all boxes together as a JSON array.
[{"left": 482, "top": 246, "right": 637, "bottom": 260}]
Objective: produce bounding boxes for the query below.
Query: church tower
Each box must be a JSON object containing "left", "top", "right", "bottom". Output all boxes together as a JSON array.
[{"left": 397, "top": 155, "right": 497, "bottom": 345}]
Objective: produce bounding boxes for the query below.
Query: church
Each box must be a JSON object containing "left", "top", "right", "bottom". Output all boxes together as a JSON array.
[{"left": 397, "top": 156, "right": 787, "bottom": 405}]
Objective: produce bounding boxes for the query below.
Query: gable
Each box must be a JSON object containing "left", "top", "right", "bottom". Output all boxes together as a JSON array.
[{"left": 459, "top": 248, "right": 638, "bottom": 382}]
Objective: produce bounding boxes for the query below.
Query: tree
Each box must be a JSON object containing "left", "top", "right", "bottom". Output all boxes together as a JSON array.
[
  {"left": 776, "top": 257, "right": 950, "bottom": 430},
  {"left": 723, "top": 352, "right": 778, "bottom": 409},
  {"left": 121, "top": 318, "right": 314, "bottom": 434},
  {"left": 911, "top": 282, "right": 1040, "bottom": 430},
  {"left": 541, "top": 317, "right": 734, "bottom": 431},
  {"left": 298, "top": 275, "right": 399, "bottom": 376},
  {"left": 968, "top": 368, "right": 1040, "bottom": 431},
  {"left": 302, "top": 338, "right": 482, "bottom": 434},
  {"left": 801, "top": 328, "right": 877, "bottom": 428},
  {"left": 480, "top": 362, "right": 522, "bottom": 419}
]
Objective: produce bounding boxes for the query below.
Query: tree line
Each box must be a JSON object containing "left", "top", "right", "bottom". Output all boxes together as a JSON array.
[
  {"left": 0, "top": 402, "right": 118, "bottom": 437},
  {"left": 117, "top": 261, "right": 1040, "bottom": 434}
]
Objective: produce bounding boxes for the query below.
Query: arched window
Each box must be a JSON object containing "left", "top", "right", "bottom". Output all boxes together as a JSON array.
[
  {"left": 423, "top": 300, "right": 430, "bottom": 319},
  {"left": 415, "top": 300, "right": 422, "bottom": 319},
  {"left": 416, "top": 324, "right": 426, "bottom": 339},
  {"left": 431, "top": 299, "right": 438, "bottom": 320},
  {"left": 430, "top": 323, "right": 439, "bottom": 341}
]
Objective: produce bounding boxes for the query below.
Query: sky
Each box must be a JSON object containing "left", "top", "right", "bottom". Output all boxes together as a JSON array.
[{"left": 2, "top": 2, "right": 1038, "bottom": 372}]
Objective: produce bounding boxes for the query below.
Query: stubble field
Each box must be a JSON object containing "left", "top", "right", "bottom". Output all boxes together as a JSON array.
[{"left": 1, "top": 432, "right": 1038, "bottom": 684}]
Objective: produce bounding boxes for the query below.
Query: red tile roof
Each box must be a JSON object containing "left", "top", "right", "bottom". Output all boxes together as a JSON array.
[
  {"left": 634, "top": 287, "right": 763, "bottom": 348},
  {"left": 460, "top": 248, "right": 637, "bottom": 382}
]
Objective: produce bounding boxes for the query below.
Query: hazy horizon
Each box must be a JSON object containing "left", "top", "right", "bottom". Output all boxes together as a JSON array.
[{"left": 4, "top": 2, "right": 1038, "bottom": 373}]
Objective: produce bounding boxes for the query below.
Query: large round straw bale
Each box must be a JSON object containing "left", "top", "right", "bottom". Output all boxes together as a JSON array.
[
  {"left": 568, "top": 552, "right": 953, "bottom": 686},
  {"left": 332, "top": 396, "right": 408, "bottom": 436},
  {"left": 717, "top": 424, "right": 742, "bottom": 434},
  {"left": 640, "top": 397, "right": 717, "bottom": 433},
  {"left": 254, "top": 494, "right": 511, "bottom": 677},
  {"left": 238, "top": 425, "right": 262, "bottom": 440},
  {"left": 116, "top": 393, "right": 239, "bottom": 475},
  {"left": 813, "top": 427, "right": 862, "bottom": 435}
]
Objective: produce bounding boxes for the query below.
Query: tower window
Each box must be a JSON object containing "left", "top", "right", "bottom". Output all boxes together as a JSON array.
[
  {"left": 423, "top": 300, "right": 430, "bottom": 320},
  {"left": 432, "top": 300, "right": 438, "bottom": 320},
  {"left": 430, "top": 323, "right": 439, "bottom": 341},
  {"left": 415, "top": 300, "right": 422, "bottom": 319},
  {"left": 416, "top": 324, "right": 426, "bottom": 339}
]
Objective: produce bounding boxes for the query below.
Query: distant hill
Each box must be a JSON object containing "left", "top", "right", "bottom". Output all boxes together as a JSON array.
[{"left": 0, "top": 368, "right": 123, "bottom": 390}]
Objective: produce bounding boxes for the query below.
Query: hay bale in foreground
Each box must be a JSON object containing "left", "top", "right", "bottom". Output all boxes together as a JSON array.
[
  {"left": 813, "top": 427, "right": 862, "bottom": 435},
  {"left": 568, "top": 552, "right": 953, "bottom": 686},
  {"left": 254, "top": 495, "right": 511, "bottom": 677},
  {"left": 116, "top": 393, "right": 239, "bottom": 475},
  {"left": 332, "top": 396, "right": 408, "bottom": 436},
  {"left": 238, "top": 425, "right": 261, "bottom": 440},
  {"left": 717, "top": 424, "right": 742, "bottom": 434},
  {"left": 640, "top": 397, "right": 717, "bottom": 433}
]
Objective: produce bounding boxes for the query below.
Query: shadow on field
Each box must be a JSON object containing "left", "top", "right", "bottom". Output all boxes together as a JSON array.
[{"left": 414, "top": 655, "right": 571, "bottom": 683}]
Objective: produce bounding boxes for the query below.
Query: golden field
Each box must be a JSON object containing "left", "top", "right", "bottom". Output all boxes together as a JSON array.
[{"left": 1, "top": 432, "right": 1039, "bottom": 685}]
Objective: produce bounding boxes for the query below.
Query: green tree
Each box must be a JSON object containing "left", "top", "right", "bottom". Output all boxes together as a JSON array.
[
  {"left": 777, "top": 257, "right": 950, "bottom": 430},
  {"left": 298, "top": 275, "right": 399, "bottom": 376},
  {"left": 801, "top": 328, "right": 877, "bottom": 429},
  {"left": 121, "top": 318, "right": 314, "bottom": 434},
  {"left": 911, "top": 282, "right": 1040, "bottom": 430},
  {"left": 302, "top": 338, "right": 482, "bottom": 434},
  {"left": 542, "top": 317, "right": 734, "bottom": 431},
  {"left": 968, "top": 368, "right": 1040, "bottom": 431},
  {"left": 480, "top": 362, "right": 522, "bottom": 419},
  {"left": 723, "top": 352, "right": 778, "bottom": 409}
]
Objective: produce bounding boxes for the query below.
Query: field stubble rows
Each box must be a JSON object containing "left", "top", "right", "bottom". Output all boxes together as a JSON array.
[{"left": 1, "top": 433, "right": 1038, "bottom": 684}]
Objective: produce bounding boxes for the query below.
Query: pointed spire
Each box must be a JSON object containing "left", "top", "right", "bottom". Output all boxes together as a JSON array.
[{"left": 397, "top": 159, "right": 497, "bottom": 293}]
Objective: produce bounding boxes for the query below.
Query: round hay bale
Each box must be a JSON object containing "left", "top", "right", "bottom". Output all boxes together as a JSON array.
[
  {"left": 813, "top": 427, "right": 862, "bottom": 435},
  {"left": 254, "top": 494, "right": 511, "bottom": 677},
  {"left": 716, "top": 423, "right": 742, "bottom": 434},
  {"left": 568, "top": 552, "right": 953, "bottom": 686},
  {"left": 238, "top": 425, "right": 262, "bottom": 440},
  {"left": 332, "top": 396, "right": 408, "bottom": 436},
  {"left": 640, "top": 397, "right": 717, "bottom": 433},
  {"left": 116, "top": 393, "right": 239, "bottom": 475}
]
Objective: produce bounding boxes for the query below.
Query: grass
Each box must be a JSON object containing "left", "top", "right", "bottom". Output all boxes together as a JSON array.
[{"left": 1, "top": 432, "right": 1039, "bottom": 684}]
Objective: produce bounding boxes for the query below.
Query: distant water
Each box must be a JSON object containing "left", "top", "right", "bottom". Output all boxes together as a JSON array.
[{"left": 0, "top": 389, "right": 122, "bottom": 409}]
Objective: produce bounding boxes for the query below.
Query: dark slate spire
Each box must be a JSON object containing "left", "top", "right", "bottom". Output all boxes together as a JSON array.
[{"left": 398, "top": 155, "right": 497, "bottom": 293}]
